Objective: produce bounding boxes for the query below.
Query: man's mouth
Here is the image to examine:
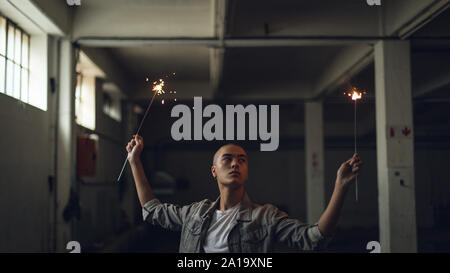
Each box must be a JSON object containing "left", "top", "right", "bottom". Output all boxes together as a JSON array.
[{"left": 229, "top": 171, "right": 240, "bottom": 176}]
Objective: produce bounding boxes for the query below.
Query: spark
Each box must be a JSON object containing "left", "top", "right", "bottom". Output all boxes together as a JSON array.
[{"left": 152, "top": 80, "right": 165, "bottom": 95}]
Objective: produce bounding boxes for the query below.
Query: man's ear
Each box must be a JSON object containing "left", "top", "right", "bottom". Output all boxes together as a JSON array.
[{"left": 211, "top": 165, "right": 216, "bottom": 178}]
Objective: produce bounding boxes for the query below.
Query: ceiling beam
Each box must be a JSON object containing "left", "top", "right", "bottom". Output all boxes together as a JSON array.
[
  {"left": 74, "top": 36, "right": 404, "bottom": 48},
  {"left": 392, "top": 0, "right": 449, "bottom": 38}
]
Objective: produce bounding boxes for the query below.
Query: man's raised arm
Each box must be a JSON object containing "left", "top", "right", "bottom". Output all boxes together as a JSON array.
[
  {"left": 317, "top": 153, "right": 363, "bottom": 237},
  {"left": 126, "top": 134, "right": 156, "bottom": 207}
]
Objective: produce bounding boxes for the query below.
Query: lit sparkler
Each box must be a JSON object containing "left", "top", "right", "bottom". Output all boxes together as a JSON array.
[
  {"left": 344, "top": 87, "right": 365, "bottom": 202},
  {"left": 116, "top": 78, "right": 168, "bottom": 182}
]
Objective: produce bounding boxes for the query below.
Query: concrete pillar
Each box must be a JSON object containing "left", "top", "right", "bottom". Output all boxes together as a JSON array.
[
  {"left": 56, "top": 39, "right": 77, "bottom": 252},
  {"left": 305, "top": 102, "right": 326, "bottom": 224},
  {"left": 374, "top": 41, "right": 417, "bottom": 252}
]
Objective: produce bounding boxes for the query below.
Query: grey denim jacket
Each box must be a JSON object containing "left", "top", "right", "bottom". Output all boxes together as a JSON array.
[{"left": 142, "top": 192, "right": 332, "bottom": 253}]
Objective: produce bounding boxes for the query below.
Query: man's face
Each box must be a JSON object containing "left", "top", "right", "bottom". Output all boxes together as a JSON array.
[{"left": 211, "top": 145, "right": 248, "bottom": 187}]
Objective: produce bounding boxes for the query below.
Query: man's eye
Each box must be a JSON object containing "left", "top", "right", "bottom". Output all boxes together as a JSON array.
[{"left": 239, "top": 159, "right": 246, "bottom": 163}]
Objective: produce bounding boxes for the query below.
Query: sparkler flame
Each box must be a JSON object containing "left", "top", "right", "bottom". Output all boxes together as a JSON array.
[
  {"left": 352, "top": 91, "right": 362, "bottom": 101},
  {"left": 152, "top": 79, "right": 165, "bottom": 95},
  {"left": 148, "top": 74, "right": 178, "bottom": 105},
  {"left": 344, "top": 87, "right": 364, "bottom": 101}
]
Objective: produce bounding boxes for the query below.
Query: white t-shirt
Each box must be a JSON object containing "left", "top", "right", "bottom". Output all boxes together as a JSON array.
[{"left": 203, "top": 202, "right": 241, "bottom": 253}]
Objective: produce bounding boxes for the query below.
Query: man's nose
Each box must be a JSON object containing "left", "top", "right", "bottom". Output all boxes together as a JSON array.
[{"left": 231, "top": 158, "right": 239, "bottom": 169}]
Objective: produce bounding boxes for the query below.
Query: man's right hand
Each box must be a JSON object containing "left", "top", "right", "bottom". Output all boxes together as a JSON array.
[
  {"left": 126, "top": 134, "right": 155, "bottom": 206},
  {"left": 126, "top": 135, "right": 144, "bottom": 163}
]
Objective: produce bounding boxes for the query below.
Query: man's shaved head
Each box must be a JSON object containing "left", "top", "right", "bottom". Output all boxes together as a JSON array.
[
  {"left": 211, "top": 144, "right": 249, "bottom": 187},
  {"left": 212, "top": 144, "right": 246, "bottom": 166}
]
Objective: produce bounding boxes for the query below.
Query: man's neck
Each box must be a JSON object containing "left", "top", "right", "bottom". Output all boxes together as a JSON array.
[{"left": 218, "top": 186, "right": 244, "bottom": 211}]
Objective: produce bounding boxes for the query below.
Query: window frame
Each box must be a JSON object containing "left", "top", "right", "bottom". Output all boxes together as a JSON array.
[{"left": 0, "top": 15, "right": 30, "bottom": 103}]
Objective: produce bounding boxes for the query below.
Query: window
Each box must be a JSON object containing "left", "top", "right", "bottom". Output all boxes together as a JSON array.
[
  {"left": 0, "top": 15, "right": 30, "bottom": 103},
  {"left": 103, "top": 92, "right": 113, "bottom": 116},
  {"left": 75, "top": 73, "right": 96, "bottom": 130},
  {"left": 102, "top": 90, "right": 122, "bottom": 122}
]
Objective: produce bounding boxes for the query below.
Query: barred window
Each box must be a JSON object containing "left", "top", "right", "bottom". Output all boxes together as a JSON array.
[
  {"left": 75, "top": 73, "right": 96, "bottom": 130},
  {"left": 0, "top": 15, "right": 30, "bottom": 103}
]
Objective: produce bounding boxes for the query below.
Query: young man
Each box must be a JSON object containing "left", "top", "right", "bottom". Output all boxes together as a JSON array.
[{"left": 126, "top": 135, "right": 362, "bottom": 253}]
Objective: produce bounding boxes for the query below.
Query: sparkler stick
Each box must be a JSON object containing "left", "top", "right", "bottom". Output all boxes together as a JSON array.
[
  {"left": 354, "top": 98, "right": 358, "bottom": 202},
  {"left": 350, "top": 89, "right": 362, "bottom": 202},
  {"left": 117, "top": 80, "right": 165, "bottom": 182}
]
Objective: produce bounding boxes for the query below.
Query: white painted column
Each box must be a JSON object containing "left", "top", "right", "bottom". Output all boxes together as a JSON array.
[
  {"left": 305, "top": 102, "right": 326, "bottom": 224},
  {"left": 374, "top": 41, "right": 417, "bottom": 253},
  {"left": 56, "top": 39, "right": 77, "bottom": 252}
]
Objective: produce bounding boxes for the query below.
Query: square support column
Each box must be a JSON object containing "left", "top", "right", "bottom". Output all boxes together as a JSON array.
[
  {"left": 305, "top": 102, "right": 326, "bottom": 223},
  {"left": 374, "top": 40, "right": 417, "bottom": 252}
]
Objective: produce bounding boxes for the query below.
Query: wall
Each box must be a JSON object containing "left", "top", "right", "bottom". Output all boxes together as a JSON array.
[
  {"left": 74, "top": 78, "right": 132, "bottom": 250},
  {"left": 0, "top": 94, "right": 50, "bottom": 252},
  {"left": 0, "top": 33, "right": 57, "bottom": 252}
]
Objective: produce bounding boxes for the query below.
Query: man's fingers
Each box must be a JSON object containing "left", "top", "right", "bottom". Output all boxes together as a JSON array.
[
  {"left": 343, "top": 158, "right": 352, "bottom": 167},
  {"left": 351, "top": 161, "right": 364, "bottom": 170},
  {"left": 132, "top": 135, "right": 143, "bottom": 146},
  {"left": 137, "top": 138, "right": 143, "bottom": 146},
  {"left": 350, "top": 158, "right": 363, "bottom": 167}
]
